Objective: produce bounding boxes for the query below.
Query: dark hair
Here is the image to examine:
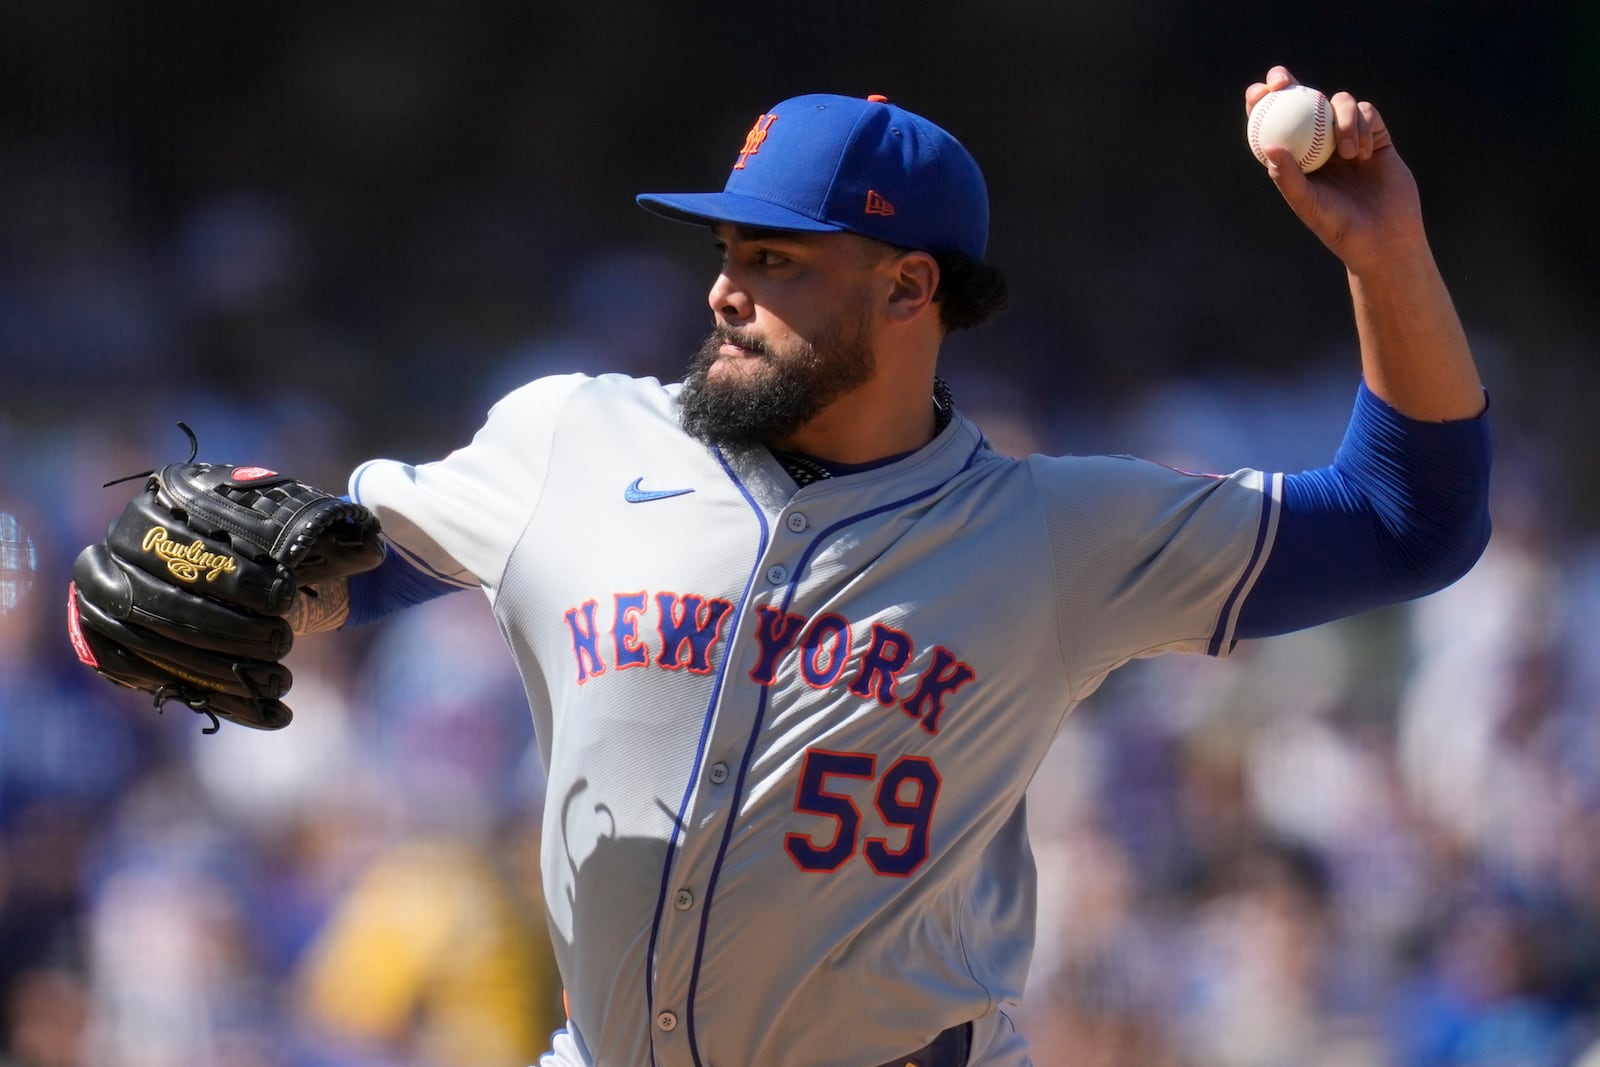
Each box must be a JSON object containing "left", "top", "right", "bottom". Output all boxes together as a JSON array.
[{"left": 930, "top": 249, "right": 1009, "bottom": 333}]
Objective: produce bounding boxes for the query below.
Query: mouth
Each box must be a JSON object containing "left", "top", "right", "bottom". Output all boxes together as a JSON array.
[{"left": 714, "top": 329, "right": 766, "bottom": 360}]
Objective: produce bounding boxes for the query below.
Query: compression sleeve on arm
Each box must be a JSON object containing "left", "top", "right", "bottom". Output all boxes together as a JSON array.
[
  {"left": 1235, "top": 381, "right": 1491, "bottom": 639},
  {"left": 344, "top": 545, "right": 462, "bottom": 626}
]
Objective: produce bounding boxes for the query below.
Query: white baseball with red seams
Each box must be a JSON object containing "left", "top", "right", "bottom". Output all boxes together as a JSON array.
[{"left": 1247, "top": 83, "right": 1335, "bottom": 173}]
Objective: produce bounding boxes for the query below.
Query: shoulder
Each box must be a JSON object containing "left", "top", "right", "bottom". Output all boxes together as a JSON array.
[
  {"left": 472, "top": 373, "right": 686, "bottom": 451},
  {"left": 487, "top": 371, "right": 681, "bottom": 422},
  {"left": 1021, "top": 450, "right": 1247, "bottom": 494},
  {"left": 1011, "top": 451, "right": 1272, "bottom": 542}
]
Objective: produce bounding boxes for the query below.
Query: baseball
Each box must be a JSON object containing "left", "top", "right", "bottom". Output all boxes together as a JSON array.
[{"left": 1247, "top": 83, "right": 1335, "bottom": 173}]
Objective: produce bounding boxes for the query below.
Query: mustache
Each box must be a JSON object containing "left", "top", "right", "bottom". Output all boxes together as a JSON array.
[{"left": 706, "top": 325, "right": 769, "bottom": 356}]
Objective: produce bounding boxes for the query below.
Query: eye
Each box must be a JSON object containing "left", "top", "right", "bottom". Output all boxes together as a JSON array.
[{"left": 710, "top": 240, "right": 794, "bottom": 270}]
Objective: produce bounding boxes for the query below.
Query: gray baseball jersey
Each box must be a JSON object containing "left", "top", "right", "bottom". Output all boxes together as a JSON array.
[{"left": 350, "top": 372, "right": 1280, "bottom": 1067}]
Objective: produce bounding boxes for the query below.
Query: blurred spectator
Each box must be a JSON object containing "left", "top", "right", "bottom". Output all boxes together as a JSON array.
[
  {"left": 291, "top": 834, "right": 557, "bottom": 1067},
  {"left": 2, "top": 967, "right": 88, "bottom": 1067}
]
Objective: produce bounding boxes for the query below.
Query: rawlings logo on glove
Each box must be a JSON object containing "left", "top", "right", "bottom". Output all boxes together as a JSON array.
[
  {"left": 68, "top": 426, "right": 386, "bottom": 732},
  {"left": 141, "top": 527, "right": 239, "bottom": 583}
]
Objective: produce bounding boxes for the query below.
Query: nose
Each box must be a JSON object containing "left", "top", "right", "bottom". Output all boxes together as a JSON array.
[{"left": 708, "top": 272, "right": 752, "bottom": 325}]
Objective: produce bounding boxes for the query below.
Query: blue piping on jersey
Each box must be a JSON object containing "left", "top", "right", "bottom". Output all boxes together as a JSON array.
[
  {"left": 348, "top": 461, "right": 381, "bottom": 515},
  {"left": 1206, "top": 473, "right": 1282, "bottom": 656},
  {"left": 679, "top": 440, "right": 984, "bottom": 1066},
  {"left": 642, "top": 447, "right": 770, "bottom": 1067}
]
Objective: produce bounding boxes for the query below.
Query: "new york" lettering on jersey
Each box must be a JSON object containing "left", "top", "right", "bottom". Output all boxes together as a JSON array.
[{"left": 562, "top": 593, "right": 976, "bottom": 735}]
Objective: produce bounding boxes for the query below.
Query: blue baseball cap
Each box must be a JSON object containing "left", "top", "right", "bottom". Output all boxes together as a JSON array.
[{"left": 637, "top": 93, "right": 989, "bottom": 260}]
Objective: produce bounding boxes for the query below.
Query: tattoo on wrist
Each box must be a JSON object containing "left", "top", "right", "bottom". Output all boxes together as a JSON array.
[{"left": 288, "top": 580, "right": 350, "bottom": 634}]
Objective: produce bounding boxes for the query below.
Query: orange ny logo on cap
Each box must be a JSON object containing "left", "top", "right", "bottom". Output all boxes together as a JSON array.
[{"left": 734, "top": 113, "right": 777, "bottom": 169}]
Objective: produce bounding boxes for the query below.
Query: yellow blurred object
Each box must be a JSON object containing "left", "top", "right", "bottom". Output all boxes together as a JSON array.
[{"left": 297, "top": 835, "right": 560, "bottom": 1065}]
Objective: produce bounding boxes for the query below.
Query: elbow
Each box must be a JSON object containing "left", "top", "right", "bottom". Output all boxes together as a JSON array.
[{"left": 1398, "top": 503, "right": 1494, "bottom": 600}]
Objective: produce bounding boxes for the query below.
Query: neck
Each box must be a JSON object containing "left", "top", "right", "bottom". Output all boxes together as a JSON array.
[{"left": 772, "top": 369, "right": 940, "bottom": 465}]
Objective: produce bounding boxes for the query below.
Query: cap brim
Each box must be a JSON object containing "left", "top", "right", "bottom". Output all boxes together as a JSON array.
[{"left": 636, "top": 192, "right": 844, "bottom": 234}]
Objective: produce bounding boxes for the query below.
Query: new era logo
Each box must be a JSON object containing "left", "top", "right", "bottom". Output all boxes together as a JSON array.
[{"left": 865, "top": 190, "right": 895, "bottom": 216}]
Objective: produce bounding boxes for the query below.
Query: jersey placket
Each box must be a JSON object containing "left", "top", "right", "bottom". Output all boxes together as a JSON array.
[{"left": 643, "top": 473, "right": 828, "bottom": 1066}]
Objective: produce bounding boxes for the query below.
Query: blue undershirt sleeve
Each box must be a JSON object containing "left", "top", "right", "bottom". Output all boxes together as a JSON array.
[
  {"left": 1234, "top": 382, "right": 1492, "bottom": 640},
  {"left": 343, "top": 546, "right": 462, "bottom": 626}
]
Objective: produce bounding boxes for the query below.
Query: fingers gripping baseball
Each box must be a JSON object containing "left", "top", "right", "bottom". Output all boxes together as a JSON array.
[
  {"left": 68, "top": 448, "right": 386, "bottom": 732},
  {"left": 1245, "top": 65, "right": 1424, "bottom": 269}
]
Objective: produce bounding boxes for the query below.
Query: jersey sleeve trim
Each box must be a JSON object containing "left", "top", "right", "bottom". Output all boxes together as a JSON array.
[{"left": 1206, "top": 470, "right": 1283, "bottom": 656}]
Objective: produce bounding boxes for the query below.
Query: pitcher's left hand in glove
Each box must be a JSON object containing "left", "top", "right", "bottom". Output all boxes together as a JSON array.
[{"left": 68, "top": 459, "right": 386, "bottom": 732}]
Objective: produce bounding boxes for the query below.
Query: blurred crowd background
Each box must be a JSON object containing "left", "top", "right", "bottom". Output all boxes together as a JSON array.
[{"left": 3, "top": 4, "right": 1598, "bottom": 1066}]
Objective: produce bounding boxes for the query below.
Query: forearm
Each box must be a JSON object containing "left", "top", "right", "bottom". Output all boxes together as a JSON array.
[
  {"left": 1349, "top": 244, "right": 1485, "bottom": 422},
  {"left": 1243, "top": 68, "right": 1487, "bottom": 423},
  {"left": 287, "top": 579, "right": 352, "bottom": 634}
]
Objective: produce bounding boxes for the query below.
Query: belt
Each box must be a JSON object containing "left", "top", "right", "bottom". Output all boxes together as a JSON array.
[{"left": 871, "top": 1022, "right": 971, "bottom": 1067}]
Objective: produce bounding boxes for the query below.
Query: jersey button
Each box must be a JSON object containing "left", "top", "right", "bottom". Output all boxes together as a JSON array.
[
  {"left": 786, "top": 512, "right": 808, "bottom": 532},
  {"left": 708, "top": 762, "right": 729, "bottom": 784},
  {"left": 656, "top": 1010, "right": 678, "bottom": 1032},
  {"left": 674, "top": 889, "right": 694, "bottom": 910},
  {"left": 766, "top": 564, "right": 788, "bottom": 585}
]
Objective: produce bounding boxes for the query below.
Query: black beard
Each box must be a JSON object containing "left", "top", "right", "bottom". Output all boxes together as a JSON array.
[{"left": 677, "top": 322, "right": 874, "bottom": 450}]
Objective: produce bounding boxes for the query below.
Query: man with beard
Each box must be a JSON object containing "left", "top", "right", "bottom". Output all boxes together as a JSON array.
[{"left": 103, "top": 69, "right": 1492, "bottom": 1067}]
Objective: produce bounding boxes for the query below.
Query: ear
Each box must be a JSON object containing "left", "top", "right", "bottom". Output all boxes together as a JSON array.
[{"left": 884, "top": 252, "right": 940, "bottom": 325}]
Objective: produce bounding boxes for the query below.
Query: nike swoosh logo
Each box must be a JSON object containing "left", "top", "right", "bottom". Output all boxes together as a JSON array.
[{"left": 624, "top": 477, "right": 695, "bottom": 503}]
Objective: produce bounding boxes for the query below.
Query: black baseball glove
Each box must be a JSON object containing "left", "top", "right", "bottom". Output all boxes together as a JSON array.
[{"left": 68, "top": 447, "right": 386, "bottom": 733}]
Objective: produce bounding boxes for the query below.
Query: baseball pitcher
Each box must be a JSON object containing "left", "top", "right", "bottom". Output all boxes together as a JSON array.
[{"left": 69, "top": 67, "right": 1491, "bottom": 1066}]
